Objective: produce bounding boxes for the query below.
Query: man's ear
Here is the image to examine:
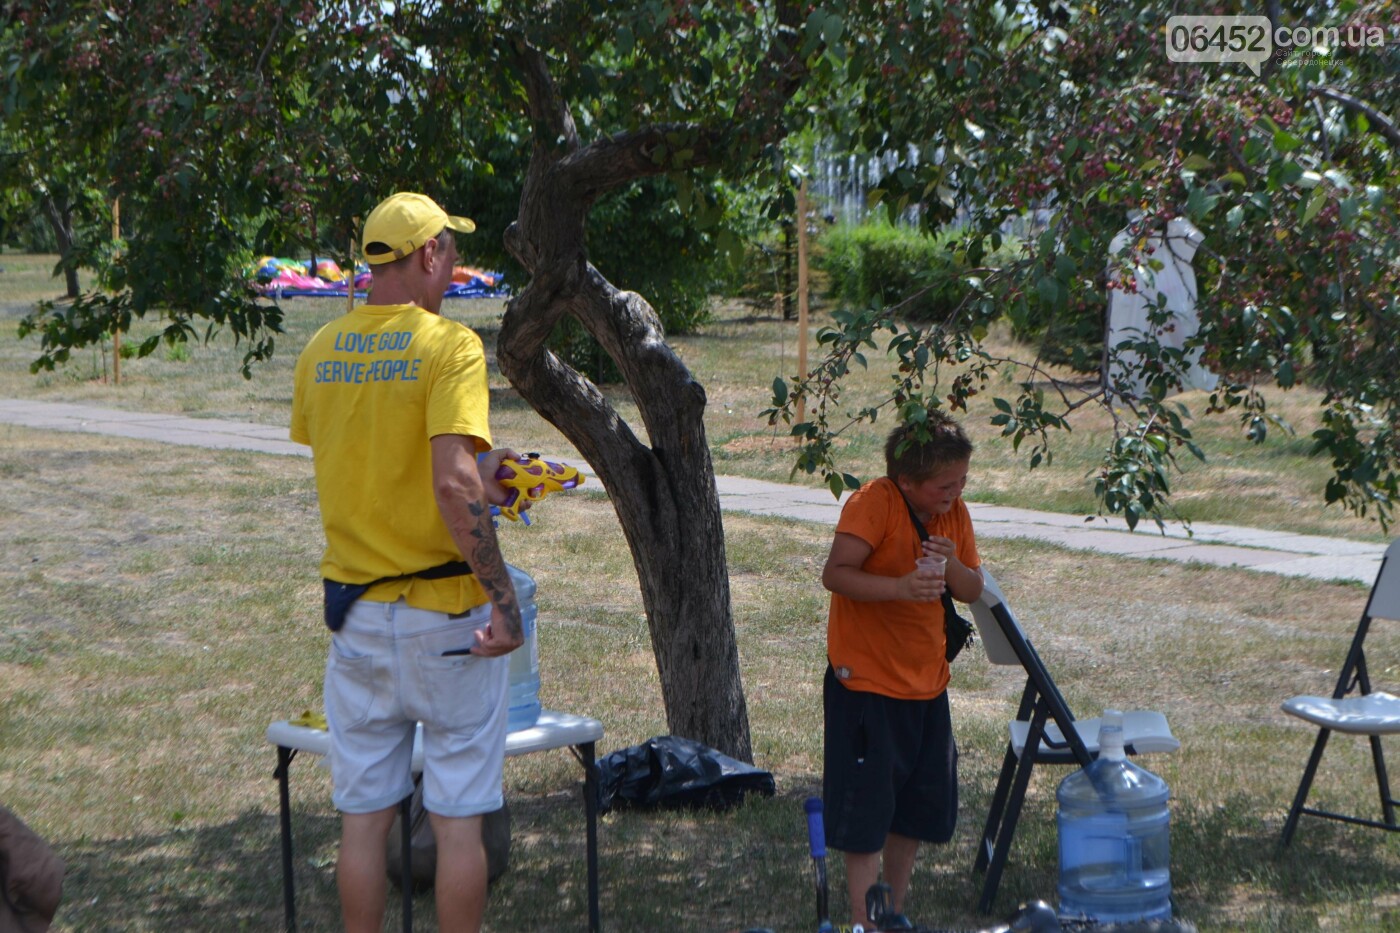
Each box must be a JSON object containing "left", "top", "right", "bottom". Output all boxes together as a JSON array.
[{"left": 419, "top": 236, "right": 442, "bottom": 274}]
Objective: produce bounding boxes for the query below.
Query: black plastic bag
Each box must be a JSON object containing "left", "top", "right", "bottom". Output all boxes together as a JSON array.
[{"left": 595, "top": 735, "right": 776, "bottom": 813}]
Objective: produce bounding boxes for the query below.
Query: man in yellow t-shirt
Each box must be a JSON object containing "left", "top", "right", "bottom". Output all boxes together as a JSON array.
[
  {"left": 821, "top": 412, "right": 984, "bottom": 931},
  {"left": 291, "top": 192, "right": 523, "bottom": 933}
]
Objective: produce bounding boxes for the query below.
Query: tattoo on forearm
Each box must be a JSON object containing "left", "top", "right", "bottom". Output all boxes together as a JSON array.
[{"left": 462, "top": 496, "right": 523, "bottom": 640}]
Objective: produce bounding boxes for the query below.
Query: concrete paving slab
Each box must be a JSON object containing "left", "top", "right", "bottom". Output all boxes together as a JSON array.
[
  {"left": 717, "top": 476, "right": 848, "bottom": 505},
  {"left": 0, "top": 412, "right": 82, "bottom": 430},
  {"left": 1180, "top": 522, "right": 1387, "bottom": 557},
  {"left": 0, "top": 399, "right": 153, "bottom": 422},
  {"left": 985, "top": 523, "right": 1204, "bottom": 551},
  {"left": 720, "top": 493, "right": 826, "bottom": 514},
  {"left": 742, "top": 503, "right": 842, "bottom": 525},
  {"left": 967, "top": 503, "right": 1100, "bottom": 530},
  {"left": 233, "top": 424, "right": 297, "bottom": 440},
  {"left": 1143, "top": 542, "right": 1306, "bottom": 569},
  {"left": 1259, "top": 554, "right": 1383, "bottom": 585}
]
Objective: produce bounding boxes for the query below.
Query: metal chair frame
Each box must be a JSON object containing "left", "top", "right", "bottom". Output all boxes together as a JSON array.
[
  {"left": 1281, "top": 539, "right": 1400, "bottom": 845},
  {"left": 970, "top": 570, "right": 1177, "bottom": 914}
]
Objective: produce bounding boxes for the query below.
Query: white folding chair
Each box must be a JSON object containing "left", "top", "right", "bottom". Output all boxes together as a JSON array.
[
  {"left": 969, "top": 569, "right": 1180, "bottom": 914},
  {"left": 1281, "top": 538, "right": 1400, "bottom": 844}
]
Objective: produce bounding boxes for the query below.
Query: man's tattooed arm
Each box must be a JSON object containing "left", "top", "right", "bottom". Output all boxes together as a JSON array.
[
  {"left": 430, "top": 433, "right": 524, "bottom": 656},
  {"left": 464, "top": 497, "right": 523, "bottom": 641}
]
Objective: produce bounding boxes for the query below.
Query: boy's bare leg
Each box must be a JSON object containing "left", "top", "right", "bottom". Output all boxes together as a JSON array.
[
  {"left": 844, "top": 849, "right": 882, "bottom": 927},
  {"left": 843, "top": 834, "right": 919, "bottom": 928},
  {"left": 883, "top": 833, "right": 920, "bottom": 916}
]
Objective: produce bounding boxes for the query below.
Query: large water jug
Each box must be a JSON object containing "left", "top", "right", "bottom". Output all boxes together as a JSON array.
[
  {"left": 505, "top": 563, "right": 541, "bottom": 732},
  {"left": 1056, "top": 710, "right": 1172, "bottom": 923}
]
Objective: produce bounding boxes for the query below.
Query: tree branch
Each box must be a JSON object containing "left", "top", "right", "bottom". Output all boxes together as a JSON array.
[
  {"left": 1313, "top": 86, "right": 1400, "bottom": 147},
  {"left": 509, "top": 36, "right": 579, "bottom": 157},
  {"left": 546, "top": 0, "right": 807, "bottom": 206}
]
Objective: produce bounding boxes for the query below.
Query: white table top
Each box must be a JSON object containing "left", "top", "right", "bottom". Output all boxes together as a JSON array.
[{"left": 267, "top": 709, "right": 605, "bottom": 767}]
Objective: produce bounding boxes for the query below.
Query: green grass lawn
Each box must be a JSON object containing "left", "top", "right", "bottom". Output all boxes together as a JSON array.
[{"left": 2, "top": 253, "right": 1398, "bottom": 930}]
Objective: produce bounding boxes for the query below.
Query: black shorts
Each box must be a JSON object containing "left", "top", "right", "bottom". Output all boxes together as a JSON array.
[{"left": 822, "top": 665, "right": 958, "bottom": 853}]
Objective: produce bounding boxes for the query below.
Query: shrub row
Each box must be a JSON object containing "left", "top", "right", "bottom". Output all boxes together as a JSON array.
[{"left": 815, "top": 222, "right": 974, "bottom": 322}]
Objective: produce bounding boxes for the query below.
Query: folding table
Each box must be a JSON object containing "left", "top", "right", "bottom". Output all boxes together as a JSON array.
[{"left": 266, "top": 709, "right": 604, "bottom": 932}]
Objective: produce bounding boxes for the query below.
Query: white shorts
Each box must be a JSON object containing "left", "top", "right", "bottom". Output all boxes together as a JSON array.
[{"left": 324, "top": 598, "right": 508, "bottom": 817}]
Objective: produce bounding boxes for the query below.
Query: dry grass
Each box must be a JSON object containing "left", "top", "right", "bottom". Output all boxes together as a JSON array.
[
  {"left": 3, "top": 252, "right": 1398, "bottom": 929},
  {"left": 2, "top": 421, "right": 1398, "bottom": 930}
]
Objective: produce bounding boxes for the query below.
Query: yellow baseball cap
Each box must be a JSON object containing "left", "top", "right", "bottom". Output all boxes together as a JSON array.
[{"left": 361, "top": 192, "right": 476, "bottom": 265}]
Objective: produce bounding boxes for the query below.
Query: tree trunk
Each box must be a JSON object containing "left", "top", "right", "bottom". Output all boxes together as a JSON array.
[
  {"left": 498, "top": 173, "right": 753, "bottom": 763},
  {"left": 492, "top": 15, "right": 807, "bottom": 762},
  {"left": 41, "top": 195, "right": 80, "bottom": 299}
]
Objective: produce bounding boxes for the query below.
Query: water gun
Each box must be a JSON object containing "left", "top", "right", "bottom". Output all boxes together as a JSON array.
[{"left": 494, "top": 454, "right": 585, "bottom": 523}]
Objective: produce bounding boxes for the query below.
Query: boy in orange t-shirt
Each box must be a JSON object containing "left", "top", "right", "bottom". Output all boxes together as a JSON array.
[{"left": 821, "top": 412, "right": 983, "bottom": 930}]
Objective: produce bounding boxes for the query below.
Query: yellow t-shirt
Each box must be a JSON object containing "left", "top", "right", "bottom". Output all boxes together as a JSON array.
[
  {"left": 290, "top": 303, "right": 492, "bottom": 614},
  {"left": 827, "top": 476, "right": 980, "bottom": 700}
]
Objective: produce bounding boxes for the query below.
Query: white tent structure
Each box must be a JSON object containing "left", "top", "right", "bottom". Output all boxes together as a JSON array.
[{"left": 1105, "top": 216, "right": 1217, "bottom": 395}]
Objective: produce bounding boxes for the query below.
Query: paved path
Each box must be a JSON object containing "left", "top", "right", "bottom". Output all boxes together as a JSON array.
[{"left": 1, "top": 398, "right": 1388, "bottom": 585}]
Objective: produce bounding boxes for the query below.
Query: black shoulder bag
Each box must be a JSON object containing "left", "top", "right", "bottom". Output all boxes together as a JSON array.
[
  {"left": 323, "top": 560, "right": 472, "bottom": 632},
  {"left": 902, "top": 500, "right": 976, "bottom": 662}
]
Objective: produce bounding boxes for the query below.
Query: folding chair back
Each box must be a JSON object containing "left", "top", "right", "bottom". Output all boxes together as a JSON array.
[
  {"left": 968, "top": 571, "right": 1021, "bottom": 666},
  {"left": 971, "top": 567, "right": 1178, "bottom": 914},
  {"left": 1367, "top": 540, "right": 1400, "bottom": 620},
  {"left": 1281, "top": 538, "right": 1400, "bottom": 844}
]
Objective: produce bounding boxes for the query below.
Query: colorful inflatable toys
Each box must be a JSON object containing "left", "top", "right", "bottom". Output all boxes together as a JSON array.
[{"left": 494, "top": 455, "right": 585, "bottom": 523}]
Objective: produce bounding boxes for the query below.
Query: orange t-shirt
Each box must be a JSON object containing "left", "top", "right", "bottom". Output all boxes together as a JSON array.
[{"left": 827, "top": 476, "right": 980, "bottom": 700}]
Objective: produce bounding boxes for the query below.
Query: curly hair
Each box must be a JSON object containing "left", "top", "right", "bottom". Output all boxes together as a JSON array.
[{"left": 884, "top": 410, "right": 973, "bottom": 481}]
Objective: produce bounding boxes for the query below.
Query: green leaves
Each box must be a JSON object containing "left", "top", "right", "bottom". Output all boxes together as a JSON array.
[
  {"left": 8, "top": 0, "right": 1399, "bottom": 532},
  {"left": 771, "top": 376, "right": 789, "bottom": 406}
]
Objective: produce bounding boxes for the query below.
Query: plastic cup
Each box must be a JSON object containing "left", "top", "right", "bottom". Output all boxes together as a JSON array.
[{"left": 916, "top": 554, "right": 947, "bottom": 579}]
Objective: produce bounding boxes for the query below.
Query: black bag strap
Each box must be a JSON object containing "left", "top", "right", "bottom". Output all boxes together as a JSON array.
[
  {"left": 362, "top": 559, "right": 473, "bottom": 589},
  {"left": 322, "top": 560, "right": 474, "bottom": 632},
  {"left": 899, "top": 493, "right": 961, "bottom": 625}
]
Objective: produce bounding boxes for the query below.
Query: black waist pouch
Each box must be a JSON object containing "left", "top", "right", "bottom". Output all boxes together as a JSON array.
[
  {"left": 323, "top": 560, "right": 473, "bottom": 632},
  {"left": 324, "top": 580, "right": 374, "bottom": 632}
]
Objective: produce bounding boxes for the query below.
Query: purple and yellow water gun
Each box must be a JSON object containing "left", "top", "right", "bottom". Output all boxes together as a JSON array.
[{"left": 494, "top": 454, "right": 585, "bottom": 523}]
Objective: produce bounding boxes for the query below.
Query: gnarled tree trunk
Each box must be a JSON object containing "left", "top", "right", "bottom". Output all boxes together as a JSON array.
[{"left": 493, "top": 13, "right": 806, "bottom": 761}]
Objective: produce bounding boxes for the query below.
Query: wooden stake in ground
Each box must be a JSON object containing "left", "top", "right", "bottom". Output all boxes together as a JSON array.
[
  {"left": 111, "top": 198, "right": 121, "bottom": 385},
  {"left": 794, "top": 181, "right": 810, "bottom": 423}
]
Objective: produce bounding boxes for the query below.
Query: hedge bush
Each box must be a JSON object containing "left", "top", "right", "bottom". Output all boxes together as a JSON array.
[{"left": 815, "top": 222, "right": 972, "bottom": 322}]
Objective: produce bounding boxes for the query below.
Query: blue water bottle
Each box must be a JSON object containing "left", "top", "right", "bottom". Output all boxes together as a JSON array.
[
  {"left": 505, "top": 563, "right": 541, "bottom": 732},
  {"left": 1056, "top": 710, "right": 1172, "bottom": 923}
]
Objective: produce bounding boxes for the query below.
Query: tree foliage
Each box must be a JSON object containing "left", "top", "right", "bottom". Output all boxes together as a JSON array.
[
  {"left": 3, "top": 0, "right": 512, "bottom": 373},
  {"left": 2, "top": 0, "right": 813, "bottom": 759},
  {"left": 5, "top": 1, "right": 1399, "bottom": 757},
  {"left": 767, "top": 0, "right": 1400, "bottom": 531}
]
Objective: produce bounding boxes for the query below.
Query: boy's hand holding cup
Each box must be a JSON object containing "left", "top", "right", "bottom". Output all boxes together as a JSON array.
[{"left": 913, "top": 551, "right": 947, "bottom": 601}]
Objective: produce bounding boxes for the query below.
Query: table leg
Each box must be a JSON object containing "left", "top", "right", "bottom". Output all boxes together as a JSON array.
[
  {"left": 581, "top": 741, "right": 600, "bottom": 933},
  {"left": 400, "top": 793, "right": 413, "bottom": 933},
  {"left": 274, "top": 746, "right": 298, "bottom": 932}
]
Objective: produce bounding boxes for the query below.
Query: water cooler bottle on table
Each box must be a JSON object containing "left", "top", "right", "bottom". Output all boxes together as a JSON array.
[{"left": 505, "top": 563, "right": 541, "bottom": 732}]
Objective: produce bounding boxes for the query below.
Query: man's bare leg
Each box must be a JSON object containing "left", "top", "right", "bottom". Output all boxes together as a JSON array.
[
  {"left": 338, "top": 807, "right": 396, "bottom": 933},
  {"left": 430, "top": 812, "right": 488, "bottom": 933}
]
